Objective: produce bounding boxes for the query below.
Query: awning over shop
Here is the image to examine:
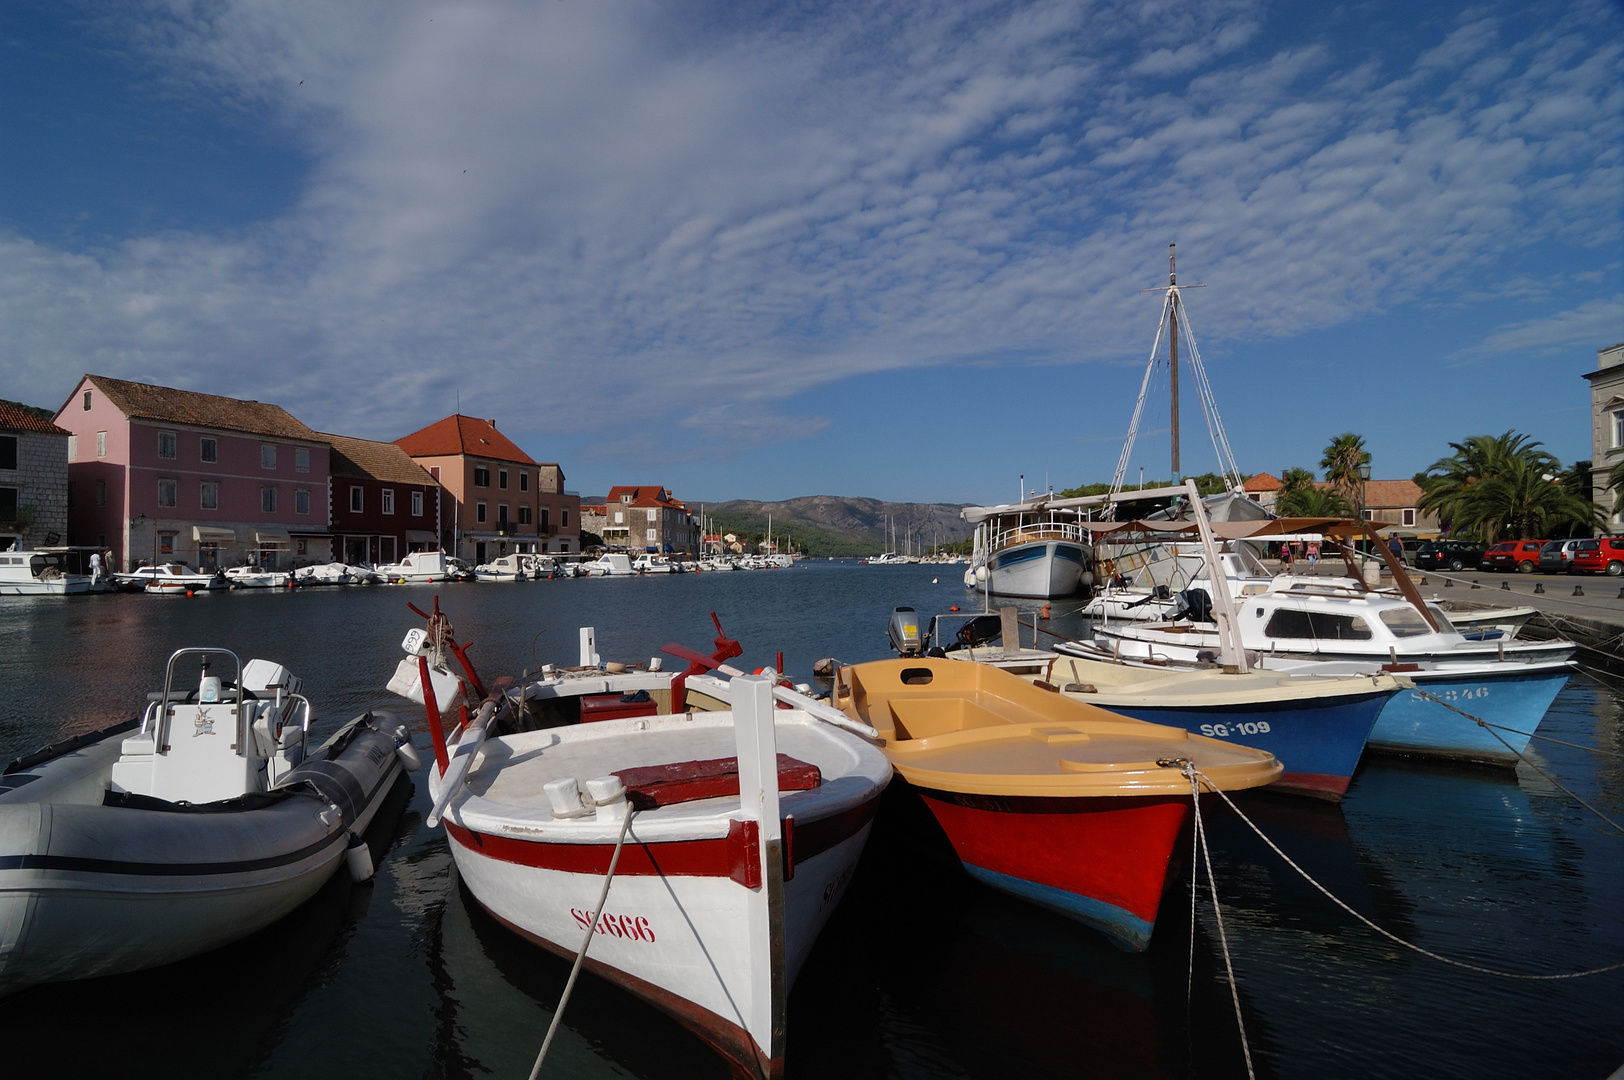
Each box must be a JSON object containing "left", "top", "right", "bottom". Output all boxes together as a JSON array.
[
  {"left": 405, "top": 530, "right": 437, "bottom": 544},
  {"left": 193, "top": 526, "right": 235, "bottom": 543},
  {"left": 255, "top": 528, "right": 292, "bottom": 547}
]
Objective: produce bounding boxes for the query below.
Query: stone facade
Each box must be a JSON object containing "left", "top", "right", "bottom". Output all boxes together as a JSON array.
[
  {"left": 0, "top": 425, "right": 70, "bottom": 549},
  {"left": 600, "top": 485, "right": 701, "bottom": 552},
  {"left": 1584, "top": 342, "right": 1624, "bottom": 531}
]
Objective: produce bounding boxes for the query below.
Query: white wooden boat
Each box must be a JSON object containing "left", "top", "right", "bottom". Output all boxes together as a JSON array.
[
  {"left": 581, "top": 553, "right": 636, "bottom": 577},
  {"left": 223, "top": 566, "right": 291, "bottom": 589},
  {"left": 473, "top": 554, "right": 528, "bottom": 582},
  {"left": 376, "top": 550, "right": 455, "bottom": 583},
  {"left": 959, "top": 504, "right": 1093, "bottom": 598},
  {"left": 0, "top": 548, "right": 102, "bottom": 595},
  {"left": 631, "top": 553, "right": 680, "bottom": 574},
  {"left": 394, "top": 613, "right": 890, "bottom": 1080},
  {"left": 0, "top": 649, "right": 416, "bottom": 996}
]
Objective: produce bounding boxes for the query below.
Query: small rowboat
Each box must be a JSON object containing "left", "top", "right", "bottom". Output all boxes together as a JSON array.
[
  {"left": 834, "top": 658, "right": 1281, "bottom": 951},
  {"left": 397, "top": 607, "right": 891, "bottom": 1079}
]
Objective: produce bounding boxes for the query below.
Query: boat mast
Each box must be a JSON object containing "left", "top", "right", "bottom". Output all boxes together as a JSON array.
[{"left": 1169, "top": 245, "right": 1180, "bottom": 477}]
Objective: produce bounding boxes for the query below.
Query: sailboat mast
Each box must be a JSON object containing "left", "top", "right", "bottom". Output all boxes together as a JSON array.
[{"left": 1168, "top": 243, "right": 1180, "bottom": 478}]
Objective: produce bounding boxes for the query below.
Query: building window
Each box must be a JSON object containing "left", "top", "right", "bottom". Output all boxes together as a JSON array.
[
  {"left": 613, "top": 510, "right": 624, "bottom": 524},
  {"left": 476, "top": 501, "right": 487, "bottom": 523},
  {"left": 411, "top": 490, "right": 424, "bottom": 516},
  {"left": 67, "top": 481, "right": 76, "bottom": 508},
  {"left": 200, "top": 437, "right": 218, "bottom": 463},
  {"left": 561, "top": 508, "right": 569, "bottom": 528},
  {"left": 1402, "top": 508, "right": 1416, "bottom": 527},
  {"left": 67, "top": 434, "right": 77, "bottom": 461},
  {"left": 518, "top": 505, "right": 532, "bottom": 525},
  {"left": 350, "top": 486, "right": 364, "bottom": 513},
  {"left": 295, "top": 488, "right": 310, "bottom": 514},
  {"left": 261, "top": 486, "right": 278, "bottom": 512},
  {"left": 295, "top": 448, "right": 309, "bottom": 473},
  {"left": 97, "top": 431, "right": 107, "bottom": 458},
  {"left": 379, "top": 536, "right": 397, "bottom": 564},
  {"left": 474, "top": 466, "right": 490, "bottom": 487},
  {"left": 82, "top": 390, "right": 92, "bottom": 411},
  {"left": 96, "top": 479, "right": 106, "bottom": 506},
  {"left": 0, "top": 436, "right": 16, "bottom": 471},
  {"left": 296, "top": 538, "right": 308, "bottom": 555},
  {"left": 200, "top": 482, "right": 218, "bottom": 510},
  {"left": 498, "top": 504, "right": 510, "bottom": 528},
  {"left": 157, "top": 430, "right": 177, "bottom": 459},
  {"left": 382, "top": 489, "right": 395, "bottom": 515},
  {"left": 157, "top": 479, "right": 177, "bottom": 507},
  {"left": 159, "top": 532, "right": 175, "bottom": 555},
  {"left": 519, "top": 472, "right": 529, "bottom": 492},
  {"left": 430, "top": 466, "right": 440, "bottom": 480},
  {"left": 499, "top": 469, "right": 508, "bottom": 489},
  {"left": 647, "top": 507, "right": 657, "bottom": 522},
  {"left": 540, "top": 507, "right": 550, "bottom": 533},
  {"left": 646, "top": 528, "right": 657, "bottom": 543},
  {"left": 261, "top": 444, "right": 277, "bottom": 469}
]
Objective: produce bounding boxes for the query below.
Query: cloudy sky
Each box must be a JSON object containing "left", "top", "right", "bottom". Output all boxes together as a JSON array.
[{"left": 2, "top": 0, "right": 1619, "bottom": 504}]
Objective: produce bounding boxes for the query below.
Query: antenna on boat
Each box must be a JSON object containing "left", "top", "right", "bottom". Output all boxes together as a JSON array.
[{"left": 1106, "top": 245, "right": 1243, "bottom": 516}]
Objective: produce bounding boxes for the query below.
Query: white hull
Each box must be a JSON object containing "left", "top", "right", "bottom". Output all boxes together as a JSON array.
[{"left": 983, "top": 540, "right": 1089, "bottom": 598}]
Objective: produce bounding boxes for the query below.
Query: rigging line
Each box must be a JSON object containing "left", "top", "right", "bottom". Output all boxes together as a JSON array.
[
  {"left": 1408, "top": 689, "right": 1624, "bottom": 832},
  {"left": 529, "top": 807, "right": 639, "bottom": 1079},
  {"left": 1109, "top": 289, "right": 1174, "bottom": 509},
  {"left": 1190, "top": 768, "right": 1624, "bottom": 979},
  {"left": 1172, "top": 301, "right": 1242, "bottom": 491}
]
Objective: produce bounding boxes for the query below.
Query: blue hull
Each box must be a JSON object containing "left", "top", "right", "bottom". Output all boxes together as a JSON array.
[
  {"left": 1368, "top": 668, "right": 1570, "bottom": 764},
  {"left": 1103, "top": 689, "right": 1392, "bottom": 801},
  {"left": 963, "top": 864, "right": 1156, "bottom": 952}
]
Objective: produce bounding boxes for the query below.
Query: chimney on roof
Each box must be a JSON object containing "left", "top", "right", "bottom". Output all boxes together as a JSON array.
[{"left": 488, "top": 419, "right": 497, "bottom": 428}]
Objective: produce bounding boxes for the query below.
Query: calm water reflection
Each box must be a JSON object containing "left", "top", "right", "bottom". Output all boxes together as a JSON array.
[{"left": 0, "top": 563, "right": 1619, "bottom": 1079}]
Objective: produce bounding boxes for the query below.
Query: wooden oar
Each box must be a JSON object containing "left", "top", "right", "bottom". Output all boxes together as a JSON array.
[
  {"left": 660, "top": 643, "right": 881, "bottom": 740},
  {"left": 426, "top": 697, "right": 499, "bottom": 829}
]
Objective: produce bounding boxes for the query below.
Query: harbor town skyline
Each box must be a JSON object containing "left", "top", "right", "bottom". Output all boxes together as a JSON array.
[{"left": 1, "top": 0, "right": 1619, "bottom": 505}]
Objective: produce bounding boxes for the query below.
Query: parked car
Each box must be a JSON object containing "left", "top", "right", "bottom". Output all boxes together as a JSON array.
[
  {"left": 1415, "top": 539, "right": 1486, "bottom": 572},
  {"left": 1485, "top": 539, "right": 1545, "bottom": 572},
  {"left": 1571, "top": 537, "right": 1624, "bottom": 575},
  {"left": 1538, "top": 539, "right": 1582, "bottom": 574}
]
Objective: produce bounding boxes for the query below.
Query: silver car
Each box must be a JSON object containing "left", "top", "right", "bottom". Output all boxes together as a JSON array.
[{"left": 1538, "top": 539, "right": 1580, "bottom": 573}]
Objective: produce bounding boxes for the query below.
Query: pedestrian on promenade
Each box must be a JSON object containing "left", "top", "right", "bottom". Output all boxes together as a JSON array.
[
  {"left": 1306, "top": 541, "right": 1319, "bottom": 574},
  {"left": 1279, "top": 542, "right": 1293, "bottom": 572},
  {"left": 1388, "top": 534, "right": 1404, "bottom": 565}
]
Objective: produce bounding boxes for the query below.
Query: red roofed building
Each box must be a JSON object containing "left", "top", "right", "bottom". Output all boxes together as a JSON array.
[
  {"left": 395, "top": 414, "right": 578, "bottom": 563},
  {"left": 600, "top": 485, "right": 700, "bottom": 552},
  {"left": 0, "top": 399, "right": 71, "bottom": 550},
  {"left": 1242, "top": 472, "right": 1283, "bottom": 510}
]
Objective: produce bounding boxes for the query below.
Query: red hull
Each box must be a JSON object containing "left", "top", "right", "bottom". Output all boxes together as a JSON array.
[
  {"left": 919, "top": 789, "right": 1190, "bottom": 947},
  {"left": 1275, "top": 771, "right": 1351, "bottom": 801}
]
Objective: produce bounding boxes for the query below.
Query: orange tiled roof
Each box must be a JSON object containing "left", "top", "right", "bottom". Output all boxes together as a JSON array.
[
  {"left": 605, "top": 485, "right": 689, "bottom": 510},
  {"left": 1243, "top": 472, "right": 1281, "bottom": 492},
  {"left": 324, "top": 432, "right": 439, "bottom": 486},
  {"left": 396, "top": 414, "right": 537, "bottom": 465},
  {"left": 79, "top": 375, "right": 320, "bottom": 441},
  {"left": 0, "top": 399, "right": 70, "bottom": 436}
]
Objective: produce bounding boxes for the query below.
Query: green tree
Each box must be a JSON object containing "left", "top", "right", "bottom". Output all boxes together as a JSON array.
[
  {"left": 1320, "top": 433, "right": 1370, "bottom": 514},
  {"left": 1418, "top": 431, "right": 1595, "bottom": 540},
  {"left": 1278, "top": 485, "right": 1351, "bottom": 518},
  {"left": 1275, "top": 467, "right": 1315, "bottom": 510}
]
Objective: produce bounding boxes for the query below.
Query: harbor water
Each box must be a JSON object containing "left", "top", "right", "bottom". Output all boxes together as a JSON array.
[{"left": 1, "top": 562, "right": 1620, "bottom": 1079}]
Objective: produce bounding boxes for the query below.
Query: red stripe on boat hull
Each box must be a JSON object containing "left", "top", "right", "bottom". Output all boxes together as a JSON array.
[
  {"left": 1274, "top": 771, "right": 1351, "bottom": 801},
  {"left": 917, "top": 789, "right": 1190, "bottom": 927}
]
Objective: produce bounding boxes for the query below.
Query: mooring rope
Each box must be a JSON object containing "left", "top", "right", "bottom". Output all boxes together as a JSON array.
[
  {"left": 528, "top": 808, "right": 638, "bottom": 1079},
  {"left": 1183, "top": 762, "right": 1255, "bottom": 1080},
  {"left": 1408, "top": 689, "right": 1624, "bottom": 834},
  {"left": 1178, "top": 765, "right": 1624, "bottom": 981}
]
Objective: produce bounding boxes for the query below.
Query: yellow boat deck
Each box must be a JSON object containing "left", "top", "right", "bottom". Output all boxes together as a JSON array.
[{"left": 838, "top": 658, "right": 1281, "bottom": 798}]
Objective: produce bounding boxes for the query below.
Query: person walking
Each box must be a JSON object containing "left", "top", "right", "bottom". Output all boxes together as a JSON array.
[
  {"left": 1388, "top": 534, "right": 1405, "bottom": 566},
  {"left": 1279, "top": 541, "right": 1294, "bottom": 572},
  {"left": 1305, "top": 540, "right": 1319, "bottom": 574},
  {"left": 88, "top": 549, "right": 102, "bottom": 585}
]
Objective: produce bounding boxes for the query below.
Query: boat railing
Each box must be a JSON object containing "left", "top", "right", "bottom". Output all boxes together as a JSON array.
[
  {"left": 986, "top": 521, "right": 1092, "bottom": 552},
  {"left": 157, "top": 648, "right": 246, "bottom": 755}
]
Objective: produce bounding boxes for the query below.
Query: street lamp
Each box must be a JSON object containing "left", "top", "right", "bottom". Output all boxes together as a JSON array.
[{"left": 1356, "top": 462, "right": 1372, "bottom": 569}]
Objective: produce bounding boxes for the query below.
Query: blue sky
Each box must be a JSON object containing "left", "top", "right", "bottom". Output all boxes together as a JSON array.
[{"left": 2, "top": 0, "right": 1619, "bottom": 505}]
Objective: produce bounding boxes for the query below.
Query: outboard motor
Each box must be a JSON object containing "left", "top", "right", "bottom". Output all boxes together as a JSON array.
[
  {"left": 888, "top": 607, "right": 924, "bottom": 656},
  {"left": 1174, "top": 587, "right": 1214, "bottom": 624},
  {"left": 953, "top": 614, "right": 1004, "bottom": 650}
]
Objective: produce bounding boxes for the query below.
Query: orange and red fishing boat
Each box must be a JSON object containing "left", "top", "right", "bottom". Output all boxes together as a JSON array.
[{"left": 836, "top": 658, "right": 1281, "bottom": 950}]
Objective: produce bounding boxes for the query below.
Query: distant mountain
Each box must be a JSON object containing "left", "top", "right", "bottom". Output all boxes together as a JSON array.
[{"left": 696, "top": 495, "right": 974, "bottom": 557}]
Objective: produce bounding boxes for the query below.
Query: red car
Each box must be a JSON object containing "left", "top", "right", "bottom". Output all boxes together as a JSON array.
[
  {"left": 1571, "top": 538, "right": 1624, "bottom": 575},
  {"left": 1484, "top": 539, "right": 1544, "bottom": 572}
]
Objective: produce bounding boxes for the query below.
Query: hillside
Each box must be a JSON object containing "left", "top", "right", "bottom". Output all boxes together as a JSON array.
[{"left": 699, "top": 495, "right": 975, "bottom": 557}]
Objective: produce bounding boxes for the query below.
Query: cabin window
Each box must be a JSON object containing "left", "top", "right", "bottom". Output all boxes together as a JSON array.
[
  {"left": 200, "top": 437, "right": 217, "bottom": 463},
  {"left": 295, "top": 448, "right": 309, "bottom": 473},
  {"left": 519, "top": 472, "right": 529, "bottom": 492},
  {"left": 476, "top": 501, "right": 487, "bottom": 523},
  {"left": 474, "top": 467, "right": 490, "bottom": 487},
  {"left": 261, "top": 486, "right": 278, "bottom": 512},
  {"left": 1378, "top": 607, "right": 1432, "bottom": 638},
  {"left": 411, "top": 490, "right": 424, "bottom": 516},
  {"left": 382, "top": 489, "right": 395, "bottom": 515},
  {"left": 499, "top": 469, "right": 508, "bottom": 489},
  {"left": 350, "top": 486, "right": 364, "bottom": 513},
  {"left": 1262, "top": 609, "right": 1373, "bottom": 641},
  {"left": 157, "top": 430, "right": 177, "bottom": 459},
  {"left": 200, "top": 481, "right": 218, "bottom": 510},
  {"left": 157, "top": 479, "right": 177, "bottom": 508},
  {"left": 261, "top": 444, "right": 277, "bottom": 469},
  {"left": 295, "top": 488, "right": 310, "bottom": 514}
]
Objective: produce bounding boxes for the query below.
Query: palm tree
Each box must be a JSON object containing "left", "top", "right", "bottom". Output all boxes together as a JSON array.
[
  {"left": 1276, "top": 466, "right": 1315, "bottom": 507},
  {"left": 1320, "top": 434, "right": 1370, "bottom": 515},
  {"left": 1278, "top": 485, "right": 1351, "bottom": 518},
  {"left": 1418, "top": 430, "right": 1595, "bottom": 540}
]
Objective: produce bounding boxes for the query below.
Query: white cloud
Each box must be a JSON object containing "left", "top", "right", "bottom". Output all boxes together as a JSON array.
[
  {"left": 0, "top": 0, "right": 1618, "bottom": 468},
  {"left": 1463, "top": 295, "right": 1624, "bottom": 357}
]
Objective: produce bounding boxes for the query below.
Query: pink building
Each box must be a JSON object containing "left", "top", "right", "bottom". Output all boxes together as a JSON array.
[{"left": 54, "top": 375, "right": 333, "bottom": 571}]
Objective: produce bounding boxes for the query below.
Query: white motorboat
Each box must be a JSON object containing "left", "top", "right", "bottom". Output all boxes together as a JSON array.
[
  {"left": 0, "top": 548, "right": 103, "bottom": 595},
  {"left": 394, "top": 610, "right": 890, "bottom": 1080},
  {"left": 581, "top": 553, "right": 635, "bottom": 577},
  {"left": 291, "top": 562, "right": 352, "bottom": 586},
  {"left": 959, "top": 503, "right": 1093, "bottom": 598},
  {"left": 223, "top": 566, "right": 291, "bottom": 589},
  {"left": 631, "top": 553, "right": 679, "bottom": 574},
  {"left": 473, "top": 554, "right": 529, "bottom": 582},
  {"left": 0, "top": 648, "right": 417, "bottom": 996},
  {"left": 376, "top": 550, "right": 455, "bottom": 583},
  {"left": 117, "top": 563, "right": 225, "bottom": 593}
]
